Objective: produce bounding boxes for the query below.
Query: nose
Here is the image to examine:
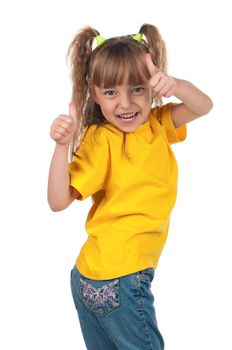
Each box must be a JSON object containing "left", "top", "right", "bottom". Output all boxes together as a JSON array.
[{"left": 118, "top": 92, "right": 131, "bottom": 109}]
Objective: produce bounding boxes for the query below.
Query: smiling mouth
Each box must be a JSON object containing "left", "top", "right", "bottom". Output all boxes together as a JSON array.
[{"left": 117, "top": 112, "right": 138, "bottom": 120}]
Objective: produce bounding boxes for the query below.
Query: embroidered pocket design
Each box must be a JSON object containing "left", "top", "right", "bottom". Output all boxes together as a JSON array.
[{"left": 80, "top": 278, "right": 120, "bottom": 317}]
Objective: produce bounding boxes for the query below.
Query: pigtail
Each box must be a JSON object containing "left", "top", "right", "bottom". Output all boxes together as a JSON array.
[
  {"left": 66, "top": 26, "right": 100, "bottom": 159},
  {"left": 139, "top": 24, "right": 167, "bottom": 73},
  {"left": 66, "top": 26, "right": 99, "bottom": 111}
]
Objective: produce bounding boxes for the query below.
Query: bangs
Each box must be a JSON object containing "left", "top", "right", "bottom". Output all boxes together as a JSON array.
[{"left": 90, "top": 39, "right": 151, "bottom": 88}]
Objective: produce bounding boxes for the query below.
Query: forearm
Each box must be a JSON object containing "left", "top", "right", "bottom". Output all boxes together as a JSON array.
[
  {"left": 172, "top": 77, "right": 213, "bottom": 115},
  {"left": 47, "top": 144, "right": 73, "bottom": 211}
]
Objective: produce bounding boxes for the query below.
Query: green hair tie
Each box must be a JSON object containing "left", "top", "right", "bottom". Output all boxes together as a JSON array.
[
  {"left": 132, "top": 32, "right": 143, "bottom": 43},
  {"left": 96, "top": 35, "right": 106, "bottom": 46}
]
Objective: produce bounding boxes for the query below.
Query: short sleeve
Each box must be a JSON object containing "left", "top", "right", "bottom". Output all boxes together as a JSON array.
[
  {"left": 156, "top": 102, "right": 187, "bottom": 144},
  {"left": 68, "top": 126, "right": 109, "bottom": 201}
]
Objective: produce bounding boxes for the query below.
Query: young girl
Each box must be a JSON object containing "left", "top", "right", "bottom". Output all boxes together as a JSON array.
[{"left": 48, "top": 24, "right": 213, "bottom": 350}]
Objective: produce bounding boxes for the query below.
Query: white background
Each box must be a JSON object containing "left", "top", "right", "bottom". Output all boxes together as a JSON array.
[{"left": 0, "top": 0, "right": 231, "bottom": 349}]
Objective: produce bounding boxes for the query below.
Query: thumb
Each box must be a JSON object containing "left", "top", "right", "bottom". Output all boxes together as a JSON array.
[
  {"left": 145, "top": 53, "right": 158, "bottom": 76},
  {"left": 69, "top": 100, "right": 78, "bottom": 129}
]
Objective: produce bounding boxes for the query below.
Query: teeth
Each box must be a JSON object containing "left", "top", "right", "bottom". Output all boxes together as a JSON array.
[{"left": 118, "top": 112, "right": 136, "bottom": 119}]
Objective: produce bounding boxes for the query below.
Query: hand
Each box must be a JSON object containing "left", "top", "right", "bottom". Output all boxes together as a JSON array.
[
  {"left": 145, "top": 54, "right": 176, "bottom": 98},
  {"left": 50, "top": 101, "right": 78, "bottom": 145}
]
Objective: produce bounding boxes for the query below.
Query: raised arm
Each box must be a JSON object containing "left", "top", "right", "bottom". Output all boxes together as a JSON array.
[
  {"left": 145, "top": 54, "right": 213, "bottom": 128},
  {"left": 47, "top": 102, "right": 80, "bottom": 212},
  {"left": 170, "top": 78, "right": 213, "bottom": 128}
]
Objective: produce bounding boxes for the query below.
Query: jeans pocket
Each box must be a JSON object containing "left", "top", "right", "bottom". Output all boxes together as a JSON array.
[{"left": 79, "top": 277, "right": 120, "bottom": 317}]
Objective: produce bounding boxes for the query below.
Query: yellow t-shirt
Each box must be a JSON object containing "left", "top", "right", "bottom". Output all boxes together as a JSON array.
[{"left": 68, "top": 103, "right": 187, "bottom": 280}]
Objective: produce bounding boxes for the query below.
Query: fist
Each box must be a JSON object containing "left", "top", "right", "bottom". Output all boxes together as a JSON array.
[
  {"left": 145, "top": 54, "right": 176, "bottom": 98},
  {"left": 50, "top": 101, "right": 78, "bottom": 145}
]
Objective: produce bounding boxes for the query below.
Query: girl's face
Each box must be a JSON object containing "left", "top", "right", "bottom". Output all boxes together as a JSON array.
[{"left": 93, "top": 81, "right": 152, "bottom": 133}]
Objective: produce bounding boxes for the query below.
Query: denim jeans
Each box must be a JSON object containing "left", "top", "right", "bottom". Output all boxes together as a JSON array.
[{"left": 70, "top": 265, "right": 164, "bottom": 350}]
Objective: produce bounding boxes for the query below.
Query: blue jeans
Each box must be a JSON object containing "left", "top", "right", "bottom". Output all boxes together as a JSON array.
[{"left": 70, "top": 265, "right": 164, "bottom": 350}]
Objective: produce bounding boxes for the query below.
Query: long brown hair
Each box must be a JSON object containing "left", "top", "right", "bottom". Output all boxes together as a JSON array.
[{"left": 66, "top": 24, "right": 167, "bottom": 160}]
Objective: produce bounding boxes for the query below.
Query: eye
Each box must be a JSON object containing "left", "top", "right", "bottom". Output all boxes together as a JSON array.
[
  {"left": 132, "top": 86, "right": 145, "bottom": 94},
  {"left": 103, "top": 90, "right": 117, "bottom": 97}
]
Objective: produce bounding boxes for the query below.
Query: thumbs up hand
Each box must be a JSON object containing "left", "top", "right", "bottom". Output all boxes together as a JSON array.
[
  {"left": 50, "top": 101, "right": 78, "bottom": 145},
  {"left": 145, "top": 54, "right": 176, "bottom": 98}
]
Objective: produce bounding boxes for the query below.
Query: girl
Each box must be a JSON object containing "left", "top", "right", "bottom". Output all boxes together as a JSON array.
[{"left": 48, "top": 24, "right": 213, "bottom": 350}]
